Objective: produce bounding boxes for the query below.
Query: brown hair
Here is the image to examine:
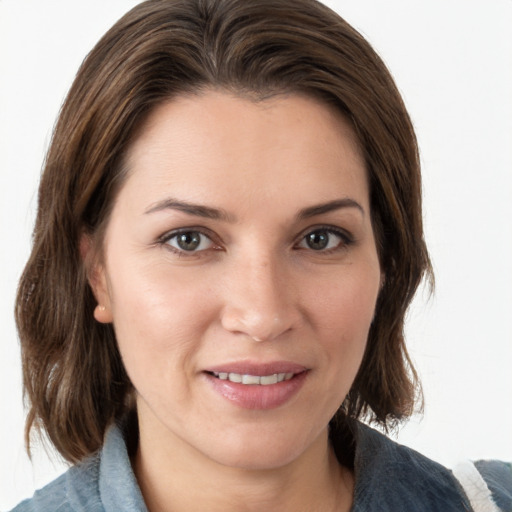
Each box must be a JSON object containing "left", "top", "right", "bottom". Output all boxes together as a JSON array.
[{"left": 16, "top": 0, "right": 432, "bottom": 463}]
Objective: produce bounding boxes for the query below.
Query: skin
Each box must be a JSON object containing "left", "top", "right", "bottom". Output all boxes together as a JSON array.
[{"left": 89, "top": 91, "right": 382, "bottom": 512}]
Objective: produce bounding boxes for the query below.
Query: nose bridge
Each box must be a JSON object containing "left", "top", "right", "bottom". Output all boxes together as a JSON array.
[{"left": 221, "top": 248, "right": 296, "bottom": 341}]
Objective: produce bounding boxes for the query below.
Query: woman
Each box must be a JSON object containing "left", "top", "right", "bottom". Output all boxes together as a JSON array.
[{"left": 9, "top": 0, "right": 511, "bottom": 510}]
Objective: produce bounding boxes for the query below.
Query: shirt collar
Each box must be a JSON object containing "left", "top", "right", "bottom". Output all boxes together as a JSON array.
[{"left": 98, "top": 423, "right": 148, "bottom": 511}]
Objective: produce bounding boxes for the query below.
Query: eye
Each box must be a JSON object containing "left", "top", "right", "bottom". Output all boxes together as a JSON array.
[
  {"left": 297, "top": 228, "right": 350, "bottom": 252},
  {"left": 165, "top": 230, "right": 214, "bottom": 253}
]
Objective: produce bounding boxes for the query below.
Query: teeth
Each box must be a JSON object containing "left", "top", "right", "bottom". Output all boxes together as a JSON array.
[
  {"left": 228, "top": 373, "right": 242, "bottom": 383},
  {"left": 260, "top": 374, "right": 278, "bottom": 385},
  {"left": 212, "top": 372, "right": 295, "bottom": 385},
  {"left": 242, "top": 374, "right": 260, "bottom": 385}
]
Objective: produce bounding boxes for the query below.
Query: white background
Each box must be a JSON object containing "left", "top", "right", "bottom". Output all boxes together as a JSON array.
[{"left": 1, "top": 0, "right": 511, "bottom": 509}]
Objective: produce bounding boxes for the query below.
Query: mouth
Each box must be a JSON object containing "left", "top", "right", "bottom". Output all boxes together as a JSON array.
[
  {"left": 203, "top": 362, "right": 308, "bottom": 409},
  {"left": 207, "top": 371, "right": 297, "bottom": 385}
]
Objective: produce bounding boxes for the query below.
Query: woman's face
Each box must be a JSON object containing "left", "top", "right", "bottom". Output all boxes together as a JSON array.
[{"left": 92, "top": 91, "right": 381, "bottom": 470}]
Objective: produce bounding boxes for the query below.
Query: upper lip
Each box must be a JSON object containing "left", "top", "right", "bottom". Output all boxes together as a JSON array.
[{"left": 204, "top": 361, "right": 308, "bottom": 376}]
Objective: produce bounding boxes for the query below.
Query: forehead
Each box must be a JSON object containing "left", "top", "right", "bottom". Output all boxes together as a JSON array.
[{"left": 119, "top": 90, "right": 368, "bottom": 216}]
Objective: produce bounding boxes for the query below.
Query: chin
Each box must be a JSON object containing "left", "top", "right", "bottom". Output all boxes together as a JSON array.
[
  {"left": 211, "top": 444, "right": 305, "bottom": 471},
  {"left": 198, "top": 423, "right": 324, "bottom": 472}
]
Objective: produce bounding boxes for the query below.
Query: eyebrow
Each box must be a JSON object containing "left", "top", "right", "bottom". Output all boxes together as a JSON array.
[
  {"left": 144, "top": 197, "right": 364, "bottom": 221},
  {"left": 144, "top": 198, "right": 235, "bottom": 222},
  {"left": 297, "top": 198, "right": 365, "bottom": 219}
]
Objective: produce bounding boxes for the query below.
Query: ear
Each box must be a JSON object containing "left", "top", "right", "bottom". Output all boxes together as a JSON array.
[{"left": 80, "top": 233, "right": 113, "bottom": 324}]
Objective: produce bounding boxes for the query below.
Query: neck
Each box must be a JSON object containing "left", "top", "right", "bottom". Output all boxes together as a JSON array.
[{"left": 133, "top": 417, "right": 353, "bottom": 512}]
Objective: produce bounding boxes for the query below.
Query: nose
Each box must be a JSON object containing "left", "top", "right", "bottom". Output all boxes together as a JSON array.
[{"left": 220, "top": 255, "right": 300, "bottom": 342}]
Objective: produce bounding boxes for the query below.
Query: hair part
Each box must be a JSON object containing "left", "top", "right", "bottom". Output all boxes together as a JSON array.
[{"left": 16, "top": 0, "right": 432, "bottom": 463}]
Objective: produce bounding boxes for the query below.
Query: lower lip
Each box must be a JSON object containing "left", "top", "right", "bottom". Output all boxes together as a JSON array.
[{"left": 204, "top": 371, "right": 308, "bottom": 410}]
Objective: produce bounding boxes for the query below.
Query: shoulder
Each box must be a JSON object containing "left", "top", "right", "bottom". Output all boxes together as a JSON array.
[
  {"left": 336, "top": 421, "right": 512, "bottom": 512},
  {"left": 10, "top": 472, "right": 69, "bottom": 512},
  {"left": 9, "top": 422, "right": 147, "bottom": 512},
  {"left": 9, "top": 455, "right": 103, "bottom": 512},
  {"left": 456, "top": 459, "right": 512, "bottom": 512},
  {"left": 339, "top": 422, "right": 472, "bottom": 511}
]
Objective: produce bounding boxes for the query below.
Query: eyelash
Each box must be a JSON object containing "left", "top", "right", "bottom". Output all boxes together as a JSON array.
[
  {"left": 295, "top": 225, "right": 354, "bottom": 254},
  {"left": 157, "top": 228, "right": 220, "bottom": 256},
  {"left": 157, "top": 225, "right": 354, "bottom": 257}
]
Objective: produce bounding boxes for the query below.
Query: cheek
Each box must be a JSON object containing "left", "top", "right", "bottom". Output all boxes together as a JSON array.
[
  {"left": 294, "top": 266, "right": 380, "bottom": 421},
  {"left": 110, "top": 256, "right": 212, "bottom": 322},
  {"left": 106, "top": 258, "right": 218, "bottom": 374},
  {"left": 311, "top": 270, "right": 378, "bottom": 331},
  {"left": 305, "top": 265, "right": 380, "bottom": 364}
]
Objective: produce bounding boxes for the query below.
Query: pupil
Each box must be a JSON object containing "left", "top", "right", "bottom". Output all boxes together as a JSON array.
[
  {"left": 177, "top": 232, "right": 200, "bottom": 251},
  {"left": 307, "top": 230, "right": 329, "bottom": 250}
]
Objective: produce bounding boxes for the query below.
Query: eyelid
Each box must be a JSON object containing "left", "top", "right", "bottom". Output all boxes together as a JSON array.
[
  {"left": 157, "top": 227, "right": 222, "bottom": 254},
  {"left": 294, "top": 225, "right": 355, "bottom": 250},
  {"left": 156, "top": 224, "right": 354, "bottom": 256}
]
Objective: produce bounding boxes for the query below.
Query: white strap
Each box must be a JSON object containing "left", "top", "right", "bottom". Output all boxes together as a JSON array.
[{"left": 452, "top": 460, "right": 500, "bottom": 512}]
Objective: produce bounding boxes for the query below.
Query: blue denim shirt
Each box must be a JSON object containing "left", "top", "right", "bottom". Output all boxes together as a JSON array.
[{"left": 11, "top": 421, "right": 512, "bottom": 511}]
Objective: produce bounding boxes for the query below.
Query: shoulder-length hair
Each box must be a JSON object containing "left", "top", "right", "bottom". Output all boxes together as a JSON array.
[{"left": 16, "top": 0, "right": 432, "bottom": 463}]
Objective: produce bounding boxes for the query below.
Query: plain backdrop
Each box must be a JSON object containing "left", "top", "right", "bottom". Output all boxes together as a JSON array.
[{"left": 1, "top": 0, "right": 511, "bottom": 509}]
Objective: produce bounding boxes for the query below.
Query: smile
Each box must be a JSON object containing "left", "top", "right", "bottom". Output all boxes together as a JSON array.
[
  {"left": 211, "top": 372, "right": 295, "bottom": 385},
  {"left": 205, "top": 368, "right": 308, "bottom": 409}
]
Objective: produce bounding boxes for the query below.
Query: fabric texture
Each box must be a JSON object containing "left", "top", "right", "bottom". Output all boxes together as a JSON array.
[
  {"left": 452, "top": 461, "right": 501, "bottom": 512},
  {"left": 11, "top": 424, "right": 147, "bottom": 512},
  {"left": 10, "top": 421, "right": 511, "bottom": 511},
  {"left": 474, "top": 460, "right": 512, "bottom": 512}
]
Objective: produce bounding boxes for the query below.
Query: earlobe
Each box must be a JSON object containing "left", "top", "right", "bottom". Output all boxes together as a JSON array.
[
  {"left": 94, "top": 304, "right": 113, "bottom": 324},
  {"left": 80, "top": 233, "right": 113, "bottom": 324}
]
